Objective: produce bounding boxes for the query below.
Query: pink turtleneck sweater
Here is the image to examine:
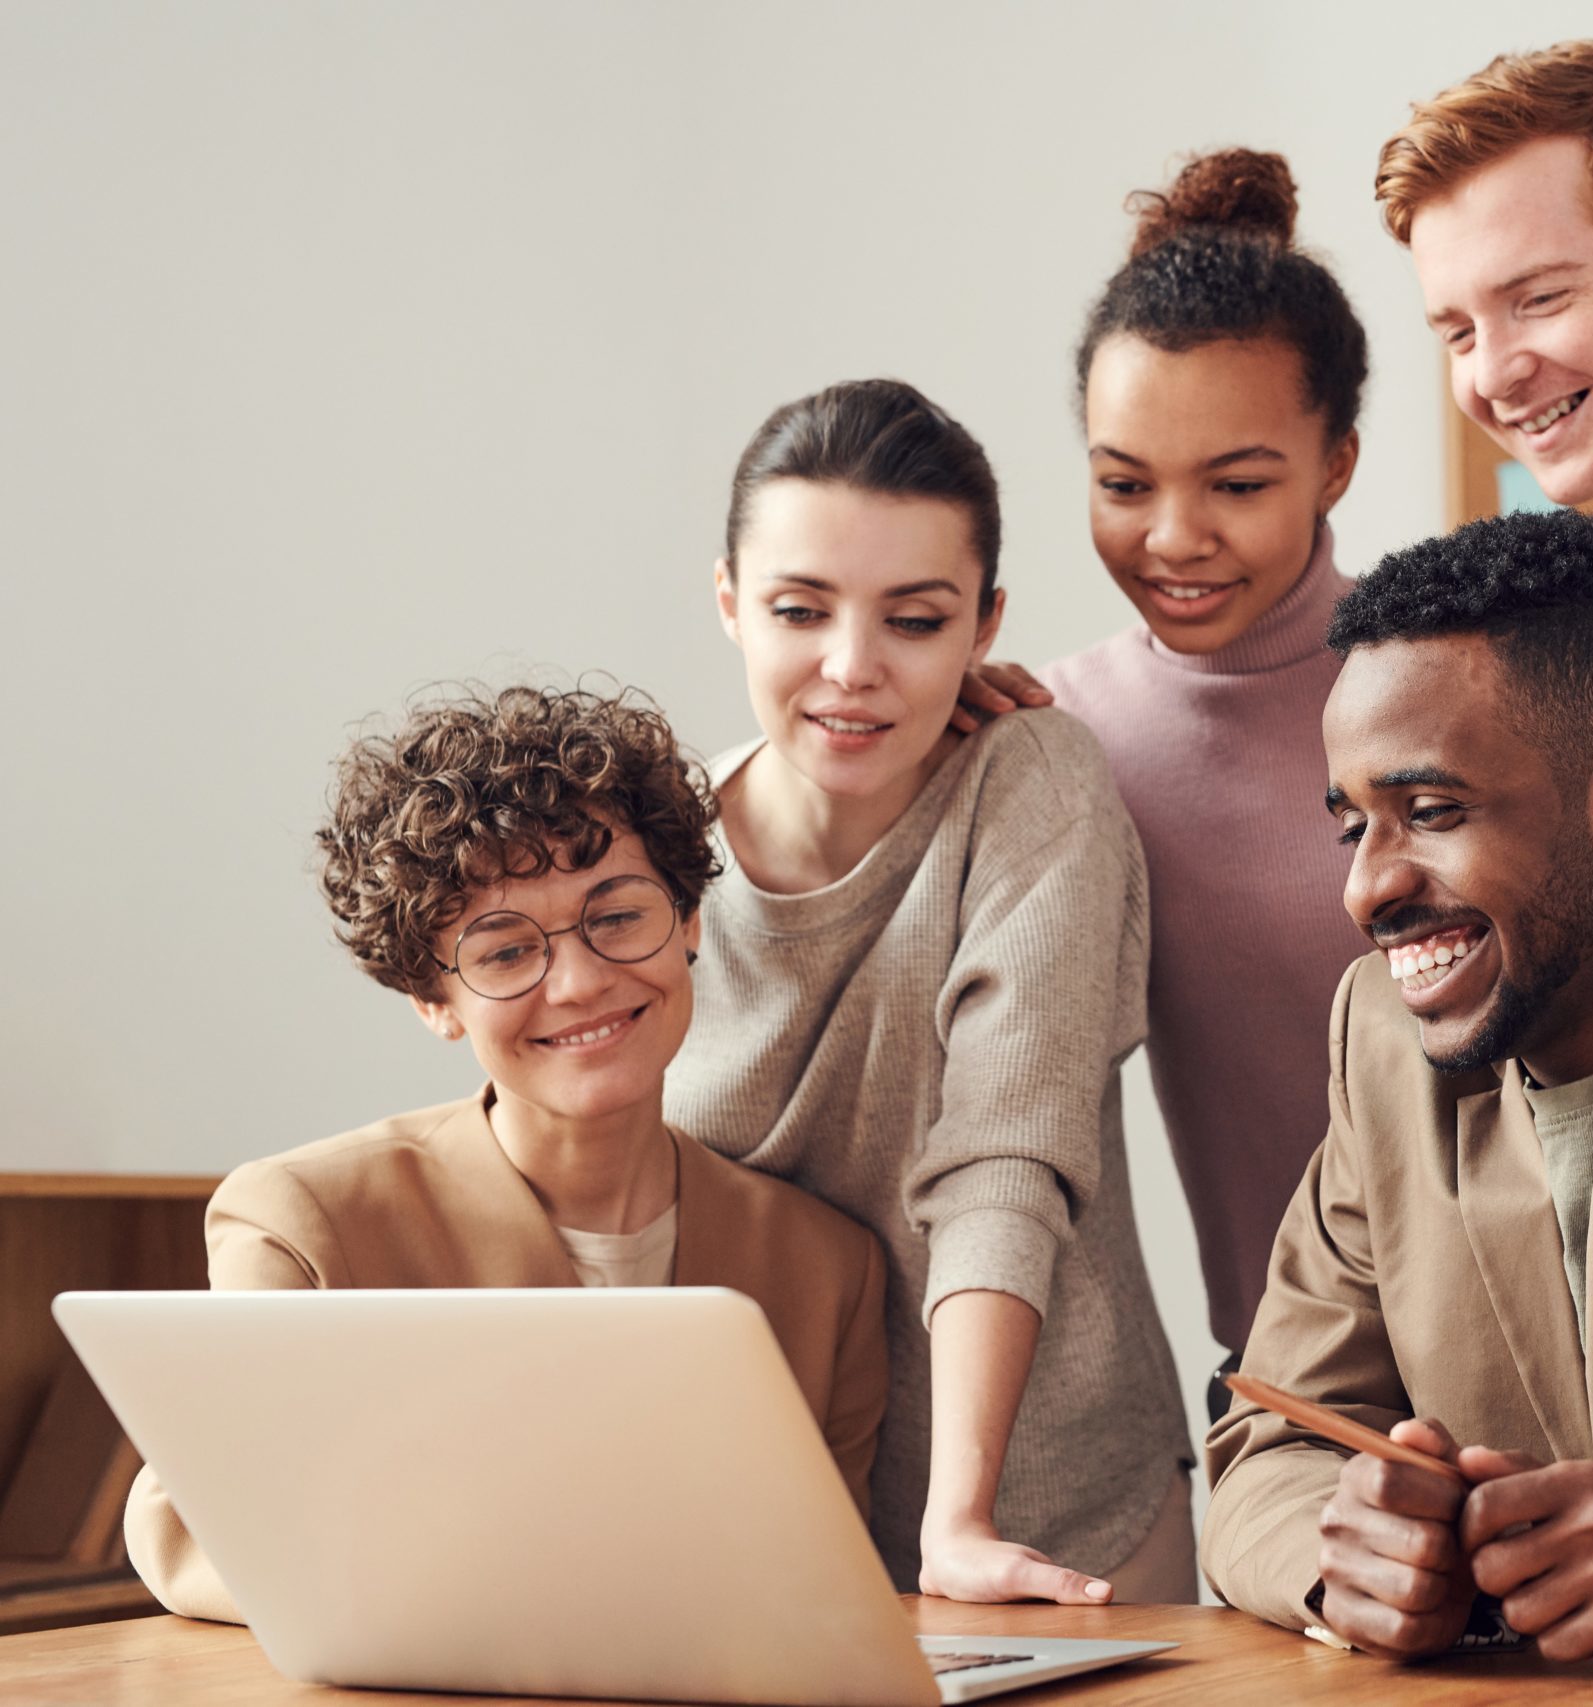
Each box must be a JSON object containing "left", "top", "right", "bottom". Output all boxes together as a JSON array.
[{"left": 1039, "top": 527, "right": 1367, "bottom": 1355}]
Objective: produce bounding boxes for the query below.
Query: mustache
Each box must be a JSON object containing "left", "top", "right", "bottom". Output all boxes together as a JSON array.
[{"left": 1367, "top": 906, "right": 1484, "bottom": 947}]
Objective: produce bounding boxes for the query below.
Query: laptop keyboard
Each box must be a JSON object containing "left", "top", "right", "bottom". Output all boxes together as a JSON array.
[{"left": 924, "top": 1652, "right": 1037, "bottom": 1676}]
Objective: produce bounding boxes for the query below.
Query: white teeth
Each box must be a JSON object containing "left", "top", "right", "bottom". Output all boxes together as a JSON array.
[
  {"left": 815, "top": 716, "right": 884, "bottom": 733},
  {"left": 1386, "top": 931, "right": 1481, "bottom": 985},
  {"left": 546, "top": 1019, "right": 622, "bottom": 1047},
  {"left": 1162, "top": 585, "right": 1215, "bottom": 600},
  {"left": 1518, "top": 392, "right": 1586, "bottom": 433}
]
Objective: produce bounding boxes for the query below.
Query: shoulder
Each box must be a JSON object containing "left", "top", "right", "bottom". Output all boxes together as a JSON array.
[
  {"left": 956, "top": 707, "right": 1121, "bottom": 819},
  {"left": 676, "top": 1135, "right": 878, "bottom": 1271},
  {"left": 213, "top": 1095, "right": 482, "bottom": 1214},
  {"left": 945, "top": 712, "right": 1139, "bottom": 886},
  {"left": 1038, "top": 629, "right": 1152, "bottom": 723},
  {"left": 706, "top": 737, "right": 762, "bottom": 789}
]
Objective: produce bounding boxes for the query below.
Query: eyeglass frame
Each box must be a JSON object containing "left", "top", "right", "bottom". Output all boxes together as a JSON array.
[{"left": 429, "top": 873, "right": 684, "bottom": 1001}]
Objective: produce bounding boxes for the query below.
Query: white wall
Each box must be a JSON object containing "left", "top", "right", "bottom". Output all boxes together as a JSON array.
[{"left": 6, "top": 0, "right": 1589, "bottom": 1534}]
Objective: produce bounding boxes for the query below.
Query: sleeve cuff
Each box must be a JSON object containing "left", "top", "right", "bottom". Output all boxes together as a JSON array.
[{"left": 922, "top": 1205, "right": 1059, "bottom": 1326}]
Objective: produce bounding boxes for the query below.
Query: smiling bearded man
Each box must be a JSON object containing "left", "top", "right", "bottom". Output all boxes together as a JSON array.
[{"left": 1203, "top": 508, "right": 1593, "bottom": 1663}]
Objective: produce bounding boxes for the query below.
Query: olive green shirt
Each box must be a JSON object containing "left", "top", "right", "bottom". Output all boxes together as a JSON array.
[{"left": 1524, "top": 1070, "right": 1593, "bottom": 1351}]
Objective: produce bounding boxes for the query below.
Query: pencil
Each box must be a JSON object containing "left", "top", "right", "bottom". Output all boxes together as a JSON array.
[{"left": 1224, "top": 1373, "right": 1469, "bottom": 1485}]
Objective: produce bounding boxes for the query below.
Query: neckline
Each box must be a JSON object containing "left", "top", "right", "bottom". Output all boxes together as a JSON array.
[
  {"left": 1522, "top": 1066, "right": 1593, "bottom": 1123},
  {"left": 1144, "top": 522, "right": 1347, "bottom": 677},
  {"left": 711, "top": 727, "right": 981, "bottom": 927},
  {"left": 555, "top": 1201, "right": 678, "bottom": 1250}
]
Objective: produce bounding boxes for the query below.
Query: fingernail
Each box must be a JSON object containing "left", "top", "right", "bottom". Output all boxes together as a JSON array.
[{"left": 1085, "top": 1580, "right": 1111, "bottom": 1601}]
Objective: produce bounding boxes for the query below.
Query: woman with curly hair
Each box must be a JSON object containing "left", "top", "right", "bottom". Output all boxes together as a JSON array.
[{"left": 123, "top": 685, "right": 886, "bottom": 1624}]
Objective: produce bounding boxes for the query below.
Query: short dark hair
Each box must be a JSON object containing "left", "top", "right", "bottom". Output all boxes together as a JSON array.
[
  {"left": 1077, "top": 149, "right": 1369, "bottom": 445},
  {"left": 723, "top": 378, "right": 1001, "bottom": 614},
  {"left": 316, "top": 685, "right": 721, "bottom": 997},
  {"left": 1327, "top": 509, "right": 1593, "bottom": 790}
]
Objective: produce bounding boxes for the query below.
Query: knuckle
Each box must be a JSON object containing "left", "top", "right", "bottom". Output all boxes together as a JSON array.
[
  {"left": 1317, "top": 1537, "right": 1349, "bottom": 1581},
  {"left": 1502, "top": 1592, "right": 1548, "bottom": 1637},
  {"left": 1466, "top": 1484, "right": 1496, "bottom": 1530},
  {"left": 1536, "top": 1623, "right": 1593, "bottom": 1663},
  {"left": 1407, "top": 1524, "right": 1454, "bottom": 1574},
  {"left": 1366, "top": 1459, "right": 1400, "bottom": 1508},
  {"left": 1399, "top": 1569, "right": 1446, "bottom": 1616},
  {"left": 1383, "top": 1609, "right": 1431, "bottom": 1653},
  {"left": 1470, "top": 1547, "right": 1506, "bottom": 1597},
  {"left": 1384, "top": 1566, "right": 1425, "bottom": 1614}
]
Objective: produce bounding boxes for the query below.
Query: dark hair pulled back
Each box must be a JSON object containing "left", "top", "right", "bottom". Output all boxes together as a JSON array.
[
  {"left": 1077, "top": 148, "right": 1368, "bottom": 444},
  {"left": 724, "top": 378, "right": 1001, "bottom": 615}
]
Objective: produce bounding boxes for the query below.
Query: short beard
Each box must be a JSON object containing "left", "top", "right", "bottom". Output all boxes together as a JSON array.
[
  {"left": 1426, "top": 962, "right": 1578, "bottom": 1074},
  {"left": 1424, "top": 820, "right": 1593, "bottom": 1075}
]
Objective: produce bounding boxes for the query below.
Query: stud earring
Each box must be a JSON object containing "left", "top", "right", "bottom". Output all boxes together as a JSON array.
[{"left": 686, "top": 950, "right": 698, "bottom": 968}]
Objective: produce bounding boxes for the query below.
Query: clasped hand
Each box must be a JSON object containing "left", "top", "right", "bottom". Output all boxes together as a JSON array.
[{"left": 1318, "top": 1419, "right": 1593, "bottom": 1660}]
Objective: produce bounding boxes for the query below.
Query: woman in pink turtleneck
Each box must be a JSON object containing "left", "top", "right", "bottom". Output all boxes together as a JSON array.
[{"left": 972, "top": 150, "right": 1371, "bottom": 1393}]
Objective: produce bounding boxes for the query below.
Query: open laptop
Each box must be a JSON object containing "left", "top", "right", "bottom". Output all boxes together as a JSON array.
[{"left": 55, "top": 1288, "right": 1174, "bottom": 1703}]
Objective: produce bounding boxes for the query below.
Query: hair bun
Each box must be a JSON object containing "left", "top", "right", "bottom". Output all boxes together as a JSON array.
[{"left": 1126, "top": 148, "right": 1298, "bottom": 258}]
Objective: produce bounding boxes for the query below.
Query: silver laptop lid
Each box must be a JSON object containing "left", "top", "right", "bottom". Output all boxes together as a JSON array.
[{"left": 56, "top": 1287, "right": 939, "bottom": 1705}]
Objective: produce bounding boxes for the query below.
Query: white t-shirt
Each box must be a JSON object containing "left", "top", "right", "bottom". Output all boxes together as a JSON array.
[{"left": 555, "top": 1202, "right": 677, "bottom": 1288}]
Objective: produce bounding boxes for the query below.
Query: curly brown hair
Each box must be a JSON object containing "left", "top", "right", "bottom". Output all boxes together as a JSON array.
[{"left": 316, "top": 686, "right": 721, "bottom": 996}]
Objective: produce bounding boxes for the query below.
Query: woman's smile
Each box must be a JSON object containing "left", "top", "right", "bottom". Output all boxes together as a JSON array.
[
  {"left": 1136, "top": 576, "right": 1246, "bottom": 623},
  {"left": 803, "top": 706, "right": 896, "bottom": 751},
  {"left": 533, "top": 1002, "right": 648, "bottom": 1051}
]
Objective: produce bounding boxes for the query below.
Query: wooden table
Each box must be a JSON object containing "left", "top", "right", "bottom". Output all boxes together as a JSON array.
[{"left": 4, "top": 1598, "right": 1590, "bottom": 1704}]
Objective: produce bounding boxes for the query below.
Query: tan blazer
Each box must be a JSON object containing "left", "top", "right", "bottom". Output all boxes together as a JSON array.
[
  {"left": 124, "top": 1090, "right": 888, "bottom": 1624},
  {"left": 1203, "top": 951, "right": 1593, "bottom": 1631}
]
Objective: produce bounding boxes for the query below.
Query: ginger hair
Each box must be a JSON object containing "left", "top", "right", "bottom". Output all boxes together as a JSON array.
[{"left": 1376, "top": 40, "right": 1593, "bottom": 243}]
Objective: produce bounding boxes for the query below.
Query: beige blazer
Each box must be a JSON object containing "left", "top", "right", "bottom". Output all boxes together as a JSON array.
[
  {"left": 1202, "top": 951, "right": 1593, "bottom": 1630},
  {"left": 124, "top": 1089, "right": 888, "bottom": 1623}
]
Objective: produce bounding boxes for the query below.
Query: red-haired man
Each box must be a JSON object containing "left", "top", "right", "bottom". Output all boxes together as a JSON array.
[{"left": 1377, "top": 42, "right": 1593, "bottom": 507}]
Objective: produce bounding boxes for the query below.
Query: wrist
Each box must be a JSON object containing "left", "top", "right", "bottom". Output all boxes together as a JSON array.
[{"left": 920, "top": 1508, "right": 997, "bottom": 1549}]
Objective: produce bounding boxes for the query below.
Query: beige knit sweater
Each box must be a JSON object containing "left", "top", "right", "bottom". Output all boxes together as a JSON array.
[{"left": 666, "top": 710, "right": 1190, "bottom": 1590}]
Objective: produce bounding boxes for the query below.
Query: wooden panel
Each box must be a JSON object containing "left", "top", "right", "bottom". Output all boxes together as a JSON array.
[
  {"left": 0, "top": 1359, "right": 126, "bottom": 1558},
  {"left": 1443, "top": 393, "right": 1593, "bottom": 527},
  {"left": 0, "top": 1569, "right": 158, "bottom": 1638},
  {"left": 1445, "top": 400, "right": 1509, "bottom": 530},
  {"left": 0, "top": 1190, "right": 212, "bottom": 1504},
  {"left": 0, "top": 1177, "right": 218, "bottom": 1635},
  {"left": 0, "top": 1173, "right": 219, "bottom": 1200}
]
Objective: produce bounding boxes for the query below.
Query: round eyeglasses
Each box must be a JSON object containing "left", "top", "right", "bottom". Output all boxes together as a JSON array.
[{"left": 434, "top": 875, "right": 682, "bottom": 1001}]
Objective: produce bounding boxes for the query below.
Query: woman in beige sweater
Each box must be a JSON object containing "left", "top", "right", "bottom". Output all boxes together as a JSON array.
[
  {"left": 665, "top": 380, "right": 1192, "bottom": 1603},
  {"left": 125, "top": 685, "right": 886, "bottom": 1623}
]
